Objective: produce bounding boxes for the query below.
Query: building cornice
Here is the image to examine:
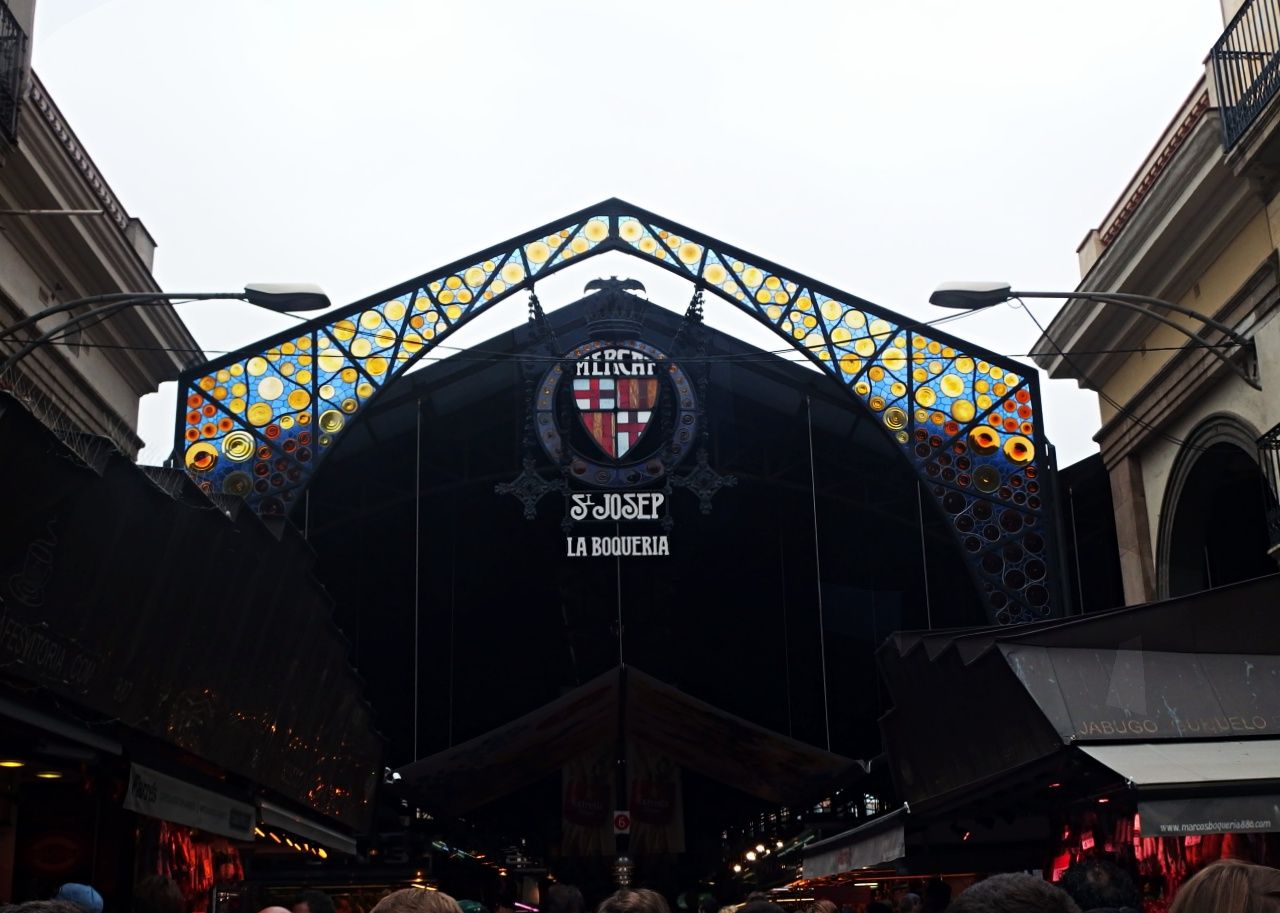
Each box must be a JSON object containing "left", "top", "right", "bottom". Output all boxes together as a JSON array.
[{"left": 26, "top": 74, "right": 130, "bottom": 233}]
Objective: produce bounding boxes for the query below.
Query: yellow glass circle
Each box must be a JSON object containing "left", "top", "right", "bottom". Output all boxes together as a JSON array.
[
  {"left": 184, "top": 442, "right": 219, "bottom": 472},
  {"left": 882, "top": 348, "right": 907, "bottom": 371},
  {"left": 332, "top": 320, "right": 357, "bottom": 341},
  {"left": 704, "top": 263, "right": 727, "bottom": 285},
  {"left": 445, "top": 304, "right": 463, "bottom": 321},
  {"left": 890, "top": 381, "right": 907, "bottom": 397},
  {"left": 742, "top": 267, "right": 763, "bottom": 287},
  {"left": 385, "top": 300, "right": 407, "bottom": 321},
  {"left": 845, "top": 310, "right": 866, "bottom": 329},
  {"left": 350, "top": 338, "right": 373, "bottom": 358},
  {"left": 438, "top": 290, "right": 455, "bottom": 305},
  {"left": 356, "top": 382, "right": 375, "bottom": 398},
  {"left": 678, "top": 242, "right": 701, "bottom": 264},
  {"left": 229, "top": 362, "right": 244, "bottom": 376},
  {"left": 975, "top": 379, "right": 990, "bottom": 394},
  {"left": 318, "top": 352, "right": 344, "bottom": 373},
  {"left": 585, "top": 219, "right": 608, "bottom": 242},
  {"left": 868, "top": 366, "right": 885, "bottom": 381},
  {"left": 280, "top": 363, "right": 294, "bottom": 376},
  {"left": 854, "top": 381, "right": 871, "bottom": 396},
  {"left": 977, "top": 394, "right": 993, "bottom": 410},
  {"left": 526, "top": 241, "right": 551, "bottom": 264},
  {"left": 457, "top": 289, "right": 473, "bottom": 304},
  {"left": 319, "top": 383, "right": 336, "bottom": 399},
  {"left": 287, "top": 389, "right": 311, "bottom": 410},
  {"left": 940, "top": 374, "right": 965, "bottom": 397},
  {"left": 464, "top": 266, "right": 486, "bottom": 287},
  {"left": 359, "top": 311, "right": 382, "bottom": 331},
  {"left": 913, "top": 368, "right": 928, "bottom": 383},
  {"left": 839, "top": 354, "right": 862, "bottom": 375},
  {"left": 221, "top": 431, "right": 255, "bottom": 462},
  {"left": 375, "top": 327, "right": 397, "bottom": 349},
  {"left": 869, "top": 319, "right": 892, "bottom": 337},
  {"left": 216, "top": 369, "right": 231, "bottom": 383},
  {"left": 884, "top": 407, "right": 908, "bottom": 430},
  {"left": 854, "top": 338, "right": 876, "bottom": 357},
  {"left": 929, "top": 361, "right": 942, "bottom": 375},
  {"left": 402, "top": 333, "right": 424, "bottom": 354},
  {"left": 366, "top": 357, "right": 389, "bottom": 376},
  {"left": 341, "top": 368, "right": 358, "bottom": 383},
  {"left": 414, "top": 295, "right": 431, "bottom": 311},
  {"left": 831, "top": 327, "right": 852, "bottom": 344},
  {"left": 951, "top": 399, "right": 976, "bottom": 422},
  {"left": 1004, "top": 435, "right": 1035, "bottom": 464},
  {"left": 821, "top": 300, "right": 843, "bottom": 322},
  {"left": 915, "top": 386, "right": 937, "bottom": 407},
  {"left": 247, "top": 402, "right": 273, "bottom": 426},
  {"left": 280, "top": 415, "right": 294, "bottom": 429},
  {"left": 341, "top": 397, "right": 358, "bottom": 413},
  {"left": 571, "top": 236, "right": 588, "bottom": 253},
  {"left": 229, "top": 398, "right": 245, "bottom": 413},
  {"left": 967, "top": 426, "right": 1001, "bottom": 455},
  {"left": 755, "top": 289, "right": 771, "bottom": 304},
  {"left": 496, "top": 258, "right": 522, "bottom": 282},
  {"left": 619, "top": 220, "right": 643, "bottom": 242},
  {"left": 246, "top": 357, "right": 268, "bottom": 377},
  {"left": 257, "top": 376, "right": 284, "bottom": 400},
  {"left": 868, "top": 395, "right": 886, "bottom": 412},
  {"left": 318, "top": 409, "right": 344, "bottom": 432},
  {"left": 296, "top": 370, "right": 312, "bottom": 385}
]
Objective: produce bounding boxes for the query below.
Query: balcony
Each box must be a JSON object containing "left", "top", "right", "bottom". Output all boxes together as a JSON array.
[
  {"left": 1259, "top": 421, "right": 1280, "bottom": 558},
  {"left": 1212, "top": 0, "right": 1280, "bottom": 151},
  {"left": 0, "top": 0, "right": 24, "bottom": 145}
]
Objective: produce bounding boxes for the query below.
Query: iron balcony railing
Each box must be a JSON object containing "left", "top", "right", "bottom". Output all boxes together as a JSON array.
[
  {"left": 1259, "top": 421, "right": 1280, "bottom": 557},
  {"left": 1212, "top": 0, "right": 1280, "bottom": 150},
  {"left": 0, "top": 0, "right": 25, "bottom": 145}
]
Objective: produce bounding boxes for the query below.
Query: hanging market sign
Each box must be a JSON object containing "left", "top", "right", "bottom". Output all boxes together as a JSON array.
[{"left": 539, "top": 341, "right": 694, "bottom": 558}]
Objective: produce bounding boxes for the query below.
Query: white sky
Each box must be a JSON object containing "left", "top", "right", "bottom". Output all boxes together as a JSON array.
[{"left": 32, "top": 0, "right": 1226, "bottom": 466}]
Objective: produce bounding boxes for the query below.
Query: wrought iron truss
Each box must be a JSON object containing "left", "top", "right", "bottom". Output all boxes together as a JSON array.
[{"left": 176, "top": 199, "right": 1063, "bottom": 624}]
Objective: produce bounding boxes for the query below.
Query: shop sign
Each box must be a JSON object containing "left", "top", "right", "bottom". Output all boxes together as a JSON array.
[
  {"left": 123, "top": 762, "right": 255, "bottom": 840},
  {"left": 1139, "top": 795, "right": 1280, "bottom": 836}
]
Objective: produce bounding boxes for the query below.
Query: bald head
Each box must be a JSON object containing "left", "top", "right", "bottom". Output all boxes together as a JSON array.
[{"left": 260, "top": 906, "right": 293, "bottom": 913}]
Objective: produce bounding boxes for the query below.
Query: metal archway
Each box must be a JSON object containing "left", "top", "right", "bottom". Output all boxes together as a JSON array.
[{"left": 176, "top": 199, "right": 1063, "bottom": 623}]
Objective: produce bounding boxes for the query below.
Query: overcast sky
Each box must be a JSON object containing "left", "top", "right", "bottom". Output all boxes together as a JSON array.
[{"left": 33, "top": 0, "right": 1225, "bottom": 466}]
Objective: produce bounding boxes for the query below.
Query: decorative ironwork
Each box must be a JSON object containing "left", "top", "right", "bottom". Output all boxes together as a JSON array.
[
  {"left": 1211, "top": 0, "right": 1280, "bottom": 150},
  {"left": 0, "top": 1, "right": 26, "bottom": 145},
  {"left": 1258, "top": 420, "right": 1280, "bottom": 557},
  {"left": 175, "top": 199, "right": 1063, "bottom": 624},
  {"left": 671, "top": 447, "right": 737, "bottom": 515},
  {"left": 496, "top": 457, "right": 566, "bottom": 521}
]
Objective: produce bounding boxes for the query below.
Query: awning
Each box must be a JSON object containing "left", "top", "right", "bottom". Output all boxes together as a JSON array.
[
  {"left": 122, "top": 763, "right": 255, "bottom": 841},
  {"left": 259, "top": 797, "right": 358, "bottom": 856},
  {"left": 1081, "top": 740, "right": 1280, "bottom": 786},
  {"left": 801, "top": 808, "right": 907, "bottom": 878}
]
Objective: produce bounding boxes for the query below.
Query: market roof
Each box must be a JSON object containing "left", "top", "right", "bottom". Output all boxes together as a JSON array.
[{"left": 398, "top": 665, "right": 865, "bottom": 815}]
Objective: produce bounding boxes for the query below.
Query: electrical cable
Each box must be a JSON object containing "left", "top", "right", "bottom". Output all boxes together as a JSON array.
[{"left": 1016, "top": 298, "right": 1214, "bottom": 454}]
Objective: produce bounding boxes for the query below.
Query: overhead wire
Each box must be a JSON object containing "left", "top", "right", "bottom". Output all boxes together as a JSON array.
[{"left": 1015, "top": 298, "right": 1218, "bottom": 454}]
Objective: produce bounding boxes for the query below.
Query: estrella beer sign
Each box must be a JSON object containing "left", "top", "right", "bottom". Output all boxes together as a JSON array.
[{"left": 534, "top": 341, "right": 698, "bottom": 558}]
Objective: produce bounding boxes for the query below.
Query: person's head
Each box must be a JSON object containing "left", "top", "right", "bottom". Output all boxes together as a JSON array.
[
  {"left": 596, "top": 890, "right": 671, "bottom": 913},
  {"left": 259, "top": 907, "right": 292, "bottom": 913},
  {"left": 55, "top": 886, "right": 103, "bottom": 913},
  {"left": 1059, "top": 861, "right": 1139, "bottom": 912},
  {"left": 1170, "top": 859, "right": 1280, "bottom": 913},
  {"left": 898, "top": 894, "right": 922, "bottom": 913},
  {"left": 946, "top": 874, "right": 1080, "bottom": 913},
  {"left": 135, "top": 875, "right": 186, "bottom": 913},
  {"left": 369, "top": 891, "right": 463, "bottom": 913},
  {"left": 736, "top": 903, "right": 783, "bottom": 913},
  {"left": 296, "top": 893, "right": 336, "bottom": 913},
  {"left": 922, "top": 881, "right": 951, "bottom": 913},
  {"left": 2, "top": 903, "right": 86, "bottom": 913},
  {"left": 544, "top": 886, "right": 585, "bottom": 913},
  {"left": 809, "top": 901, "right": 838, "bottom": 913}
]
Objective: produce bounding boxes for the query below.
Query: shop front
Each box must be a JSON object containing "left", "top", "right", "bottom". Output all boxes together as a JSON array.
[{"left": 794, "top": 575, "right": 1280, "bottom": 910}]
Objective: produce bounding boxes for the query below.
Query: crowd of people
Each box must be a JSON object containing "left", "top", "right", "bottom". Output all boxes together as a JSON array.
[{"left": 4, "top": 859, "right": 1280, "bottom": 913}]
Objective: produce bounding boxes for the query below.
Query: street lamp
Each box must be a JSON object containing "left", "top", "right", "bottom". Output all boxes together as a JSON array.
[
  {"left": 0, "top": 284, "right": 330, "bottom": 376},
  {"left": 928, "top": 282, "right": 1260, "bottom": 390}
]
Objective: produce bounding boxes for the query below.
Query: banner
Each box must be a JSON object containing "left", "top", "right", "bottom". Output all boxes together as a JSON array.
[
  {"left": 123, "top": 763, "right": 255, "bottom": 840},
  {"left": 628, "top": 742, "right": 684, "bottom": 854},
  {"left": 561, "top": 746, "right": 614, "bottom": 856}
]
